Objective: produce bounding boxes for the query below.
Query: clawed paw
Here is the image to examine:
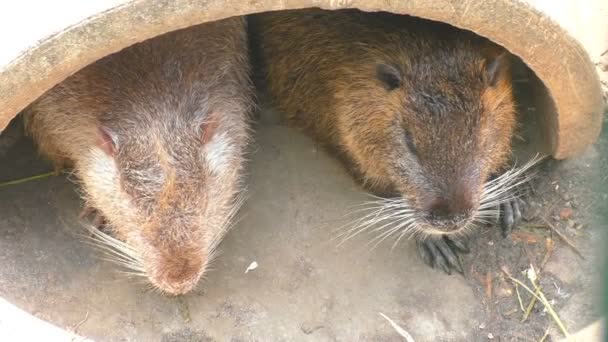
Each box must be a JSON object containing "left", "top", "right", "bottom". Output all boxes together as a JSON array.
[{"left": 416, "top": 236, "right": 470, "bottom": 275}]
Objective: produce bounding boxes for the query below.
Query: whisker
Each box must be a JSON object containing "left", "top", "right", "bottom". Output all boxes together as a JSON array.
[
  {"left": 336, "top": 207, "right": 408, "bottom": 244},
  {"left": 367, "top": 215, "right": 416, "bottom": 250},
  {"left": 209, "top": 190, "right": 249, "bottom": 253},
  {"left": 333, "top": 205, "right": 393, "bottom": 240},
  {"left": 330, "top": 195, "right": 416, "bottom": 251},
  {"left": 477, "top": 155, "right": 544, "bottom": 225},
  {"left": 334, "top": 200, "right": 414, "bottom": 237},
  {"left": 390, "top": 217, "right": 419, "bottom": 250},
  {"left": 81, "top": 224, "right": 145, "bottom": 274}
]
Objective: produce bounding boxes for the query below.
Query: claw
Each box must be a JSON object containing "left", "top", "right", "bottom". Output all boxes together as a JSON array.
[
  {"left": 416, "top": 236, "right": 469, "bottom": 275},
  {"left": 417, "top": 240, "right": 434, "bottom": 267},
  {"left": 431, "top": 245, "right": 451, "bottom": 275},
  {"left": 421, "top": 240, "right": 449, "bottom": 275},
  {"left": 446, "top": 236, "right": 470, "bottom": 254},
  {"left": 499, "top": 197, "right": 526, "bottom": 238},
  {"left": 512, "top": 200, "right": 522, "bottom": 223},
  {"left": 500, "top": 201, "right": 514, "bottom": 237},
  {"left": 426, "top": 240, "right": 448, "bottom": 273},
  {"left": 437, "top": 238, "right": 463, "bottom": 274}
]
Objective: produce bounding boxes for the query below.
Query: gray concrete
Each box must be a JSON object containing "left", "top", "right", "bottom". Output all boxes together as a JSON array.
[{"left": 0, "top": 107, "right": 603, "bottom": 341}]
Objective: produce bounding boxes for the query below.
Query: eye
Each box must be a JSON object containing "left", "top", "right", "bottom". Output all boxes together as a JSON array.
[
  {"left": 99, "top": 126, "right": 118, "bottom": 156},
  {"left": 404, "top": 129, "right": 417, "bottom": 156},
  {"left": 200, "top": 117, "right": 219, "bottom": 145},
  {"left": 376, "top": 63, "right": 402, "bottom": 91}
]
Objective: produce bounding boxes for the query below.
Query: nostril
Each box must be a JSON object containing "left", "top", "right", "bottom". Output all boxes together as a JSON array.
[
  {"left": 425, "top": 196, "right": 472, "bottom": 222},
  {"left": 427, "top": 198, "right": 452, "bottom": 220}
]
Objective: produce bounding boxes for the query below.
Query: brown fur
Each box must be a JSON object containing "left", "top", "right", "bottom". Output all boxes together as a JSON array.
[
  {"left": 23, "top": 17, "right": 254, "bottom": 294},
  {"left": 251, "top": 9, "right": 516, "bottom": 234}
]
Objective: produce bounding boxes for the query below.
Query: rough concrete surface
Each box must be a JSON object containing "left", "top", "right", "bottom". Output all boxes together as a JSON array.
[
  {"left": 0, "top": 104, "right": 605, "bottom": 341},
  {"left": 0, "top": 1, "right": 605, "bottom": 159}
]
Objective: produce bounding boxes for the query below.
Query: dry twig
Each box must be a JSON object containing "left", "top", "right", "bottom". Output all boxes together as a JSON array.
[{"left": 379, "top": 312, "right": 415, "bottom": 342}]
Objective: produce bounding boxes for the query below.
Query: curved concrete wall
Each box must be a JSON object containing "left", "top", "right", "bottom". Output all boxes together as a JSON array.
[{"left": 0, "top": 0, "right": 605, "bottom": 158}]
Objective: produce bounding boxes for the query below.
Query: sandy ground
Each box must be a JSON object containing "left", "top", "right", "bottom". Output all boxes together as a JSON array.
[{"left": 0, "top": 103, "right": 605, "bottom": 341}]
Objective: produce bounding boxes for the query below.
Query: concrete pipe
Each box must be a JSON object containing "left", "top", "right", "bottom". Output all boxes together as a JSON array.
[{"left": 0, "top": 0, "right": 605, "bottom": 159}]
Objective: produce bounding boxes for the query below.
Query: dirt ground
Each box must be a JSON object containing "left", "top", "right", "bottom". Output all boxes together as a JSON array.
[{"left": 0, "top": 98, "right": 605, "bottom": 341}]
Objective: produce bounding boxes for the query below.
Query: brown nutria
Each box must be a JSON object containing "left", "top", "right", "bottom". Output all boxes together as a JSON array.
[
  {"left": 23, "top": 17, "right": 254, "bottom": 294},
  {"left": 251, "top": 9, "right": 535, "bottom": 274}
]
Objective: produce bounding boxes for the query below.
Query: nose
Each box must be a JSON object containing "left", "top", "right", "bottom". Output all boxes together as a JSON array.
[
  {"left": 422, "top": 192, "right": 474, "bottom": 224},
  {"left": 151, "top": 254, "right": 205, "bottom": 295}
]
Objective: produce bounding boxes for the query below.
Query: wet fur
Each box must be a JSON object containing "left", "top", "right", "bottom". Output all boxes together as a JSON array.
[{"left": 23, "top": 17, "right": 254, "bottom": 294}]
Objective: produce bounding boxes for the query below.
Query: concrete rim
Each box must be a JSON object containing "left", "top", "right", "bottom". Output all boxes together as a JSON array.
[{"left": 0, "top": 0, "right": 603, "bottom": 158}]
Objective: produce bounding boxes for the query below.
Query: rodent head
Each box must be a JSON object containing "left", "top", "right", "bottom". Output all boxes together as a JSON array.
[
  {"left": 81, "top": 98, "right": 248, "bottom": 295},
  {"left": 338, "top": 42, "right": 516, "bottom": 236}
]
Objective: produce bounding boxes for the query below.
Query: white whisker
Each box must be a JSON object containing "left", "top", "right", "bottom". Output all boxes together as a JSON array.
[
  {"left": 209, "top": 190, "right": 249, "bottom": 253},
  {"left": 82, "top": 223, "right": 145, "bottom": 274},
  {"left": 474, "top": 154, "right": 544, "bottom": 228},
  {"left": 336, "top": 206, "right": 412, "bottom": 244},
  {"left": 332, "top": 194, "right": 418, "bottom": 250}
]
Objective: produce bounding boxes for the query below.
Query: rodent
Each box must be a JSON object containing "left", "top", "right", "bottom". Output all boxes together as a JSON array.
[
  {"left": 250, "top": 9, "right": 522, "bottom": 274},
  {"left": 23, "top": 17, "right": 254, "bottom": 295}
]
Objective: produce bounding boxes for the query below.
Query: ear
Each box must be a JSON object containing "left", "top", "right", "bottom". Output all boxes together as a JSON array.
[
  {"left": 99, "top": 126, "right": 118, "bottom": 156},
  {"left": 200, "top": 115, "right": 219, "bottom": 145},
  {"left": 483, "top": 52, "right": 509, "bottom": 87},
  {"left": 376, "top": 63, "right": 402, "bottom": 91}
]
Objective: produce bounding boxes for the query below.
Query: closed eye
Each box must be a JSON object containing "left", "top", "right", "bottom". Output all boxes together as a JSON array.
[{"left": 404, "top": 129, "right": 417, "bottom": 156}]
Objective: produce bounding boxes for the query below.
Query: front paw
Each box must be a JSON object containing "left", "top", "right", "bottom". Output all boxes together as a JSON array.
[
  {"left": 416, "top": 236, "right": 469, "bottom": 275},
  {"left": 499, "top": 198, "right": 522, "bottom": 237}
]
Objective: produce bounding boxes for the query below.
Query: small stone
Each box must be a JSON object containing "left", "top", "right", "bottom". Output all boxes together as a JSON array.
[
  {"left": 301, "top": 323, "right": 314, "bottom": 334},
  {"left": 488, "top": 241, "right": 494, "bottom": 246},
  {"left": 559, "top": 207, "right": 573, "bottom": 220},
  {"left": 300, "top": 322, "right": 323, "bottom": 335},
  {"left": 244, "top": 261, "right": 258, "bottom": 273}
]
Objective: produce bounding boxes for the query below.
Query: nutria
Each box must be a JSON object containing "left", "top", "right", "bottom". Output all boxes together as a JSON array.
[
  {"left": 23, "top": 17, "right": 254, "bottom": 294},
  {"left": 251, "top": 9, "right": 533, "bottom": 274}
]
